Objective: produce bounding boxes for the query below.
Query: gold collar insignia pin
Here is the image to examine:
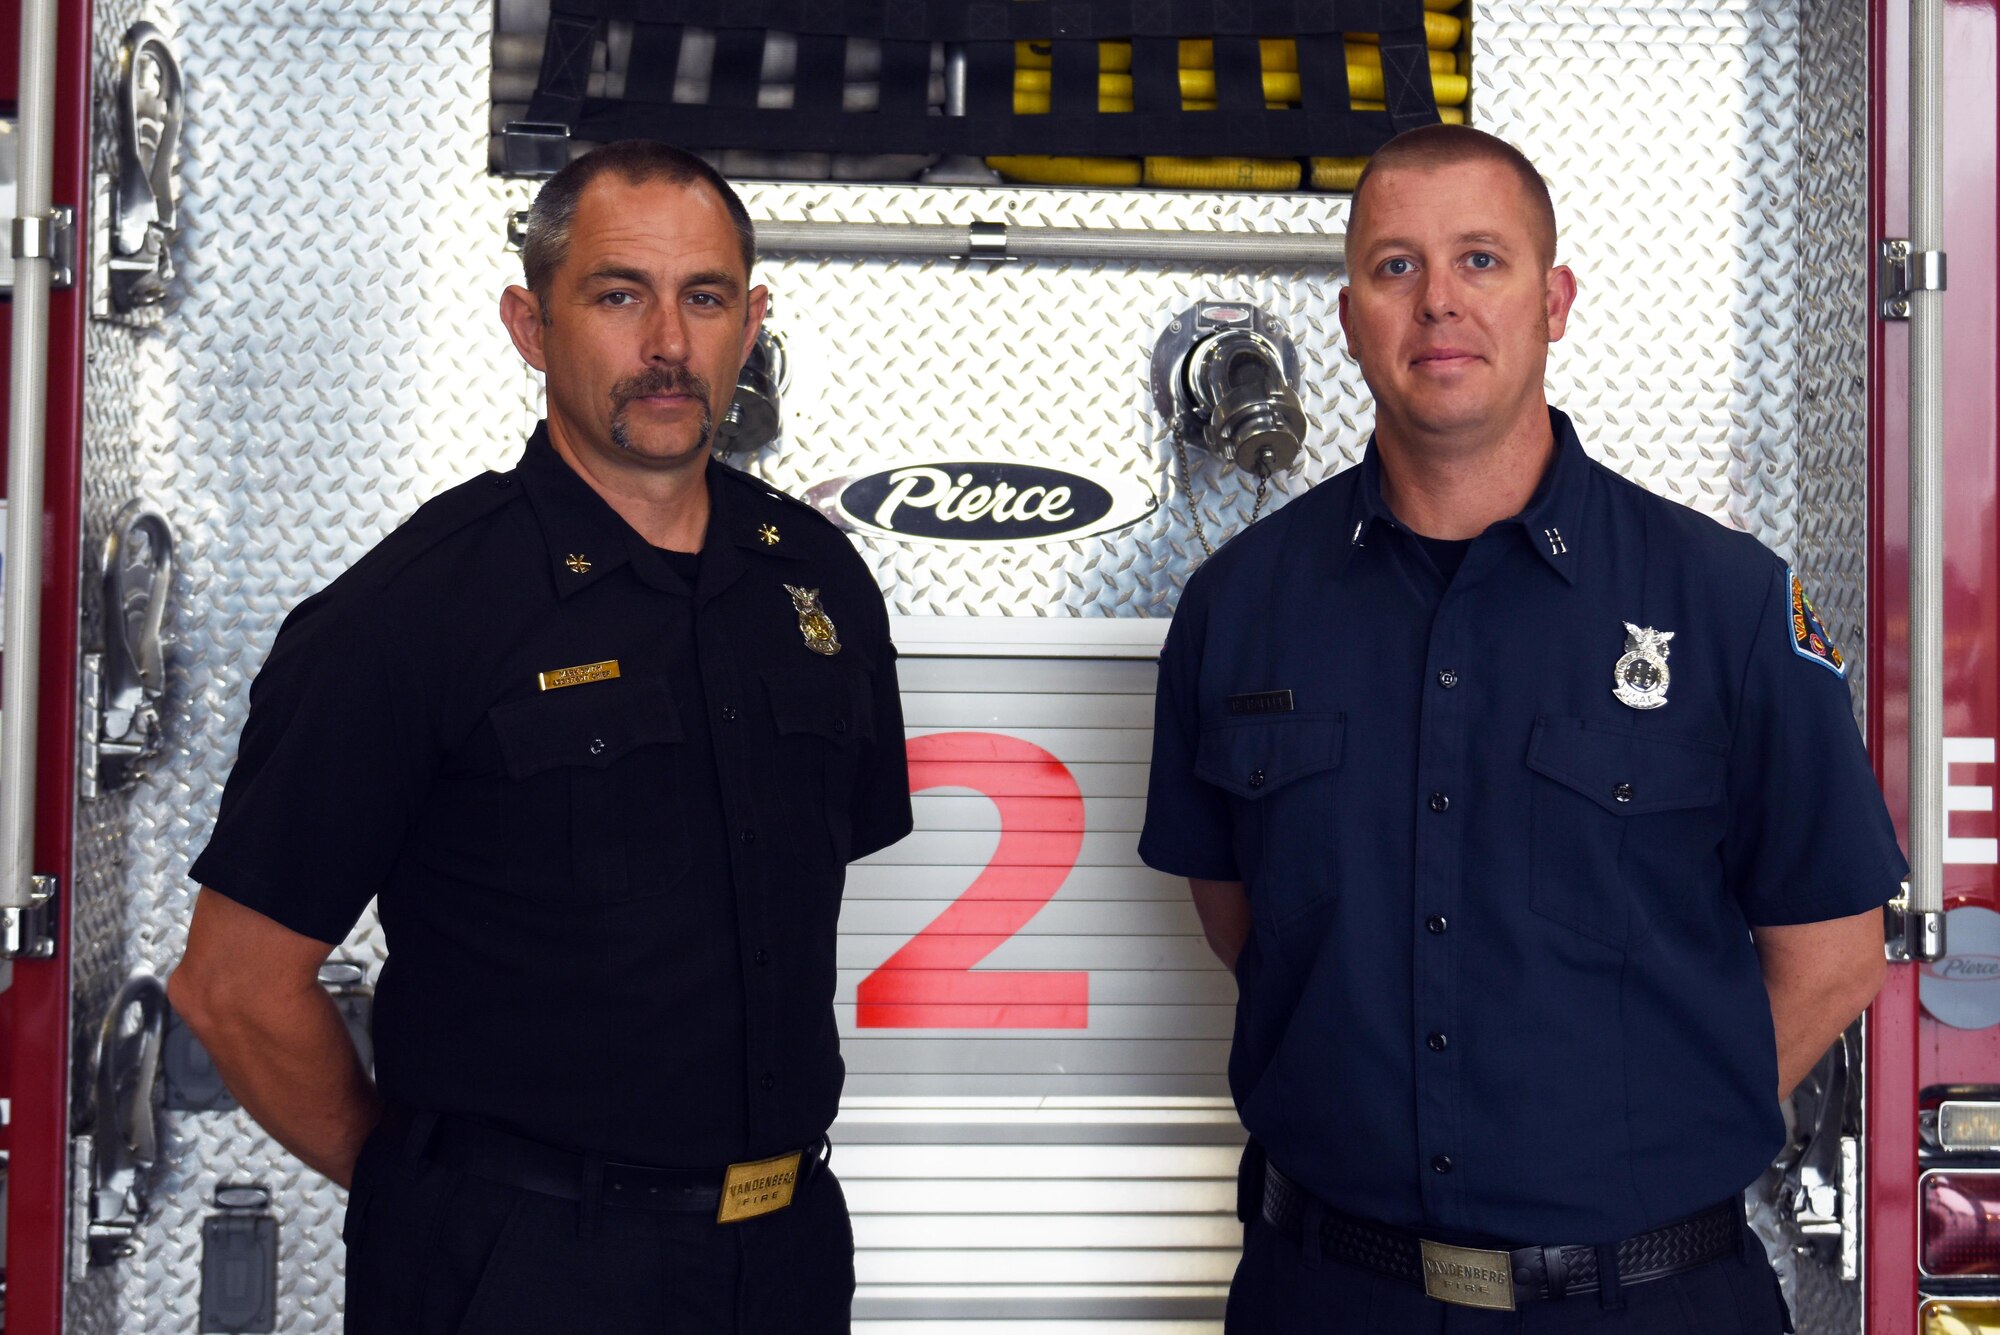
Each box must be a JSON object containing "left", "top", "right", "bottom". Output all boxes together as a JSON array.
[
  {"left": 758, "top": 524, "right": 780, "bottom": 546},
  {"left": 564, "top": 553, "right": 591, "bottom": 574},
  {"left": 784, "top": 585, "right": 842, "bottom": 657}
]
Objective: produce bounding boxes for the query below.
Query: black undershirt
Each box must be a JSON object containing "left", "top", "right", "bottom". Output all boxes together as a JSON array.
[{"left": 1414, "top": 533, "right": 1474, "bottom": 584}]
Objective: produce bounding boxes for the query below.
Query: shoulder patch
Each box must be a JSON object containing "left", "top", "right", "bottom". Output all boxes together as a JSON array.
[{"left": 1787, "top": 567, "right": 1846, "bottom": 678}]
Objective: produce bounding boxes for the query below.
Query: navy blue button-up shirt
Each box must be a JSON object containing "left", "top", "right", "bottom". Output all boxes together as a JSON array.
[{"left": 1140, "top": 409, "right": 1905, "bottom": 1243}]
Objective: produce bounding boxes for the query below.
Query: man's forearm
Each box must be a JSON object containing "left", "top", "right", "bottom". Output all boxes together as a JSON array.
[{"left": 169, "top": 972, "right": 380, "bottom": 1187}]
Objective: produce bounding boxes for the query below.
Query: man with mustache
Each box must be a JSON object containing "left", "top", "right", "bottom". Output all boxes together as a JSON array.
[
  {"left": 170, "top": 140, "right": 911, "bottom": 1332},
  {"left": 1141, "top": 125, "right": 1902, "bottom": 1331}
]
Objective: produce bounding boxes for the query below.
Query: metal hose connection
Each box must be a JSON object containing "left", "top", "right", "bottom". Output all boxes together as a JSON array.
[
  {"left": 1186, "top": 327, "right": 1307, "bottom": 478},
  {"left": 715, "top": 325, "right": 789, "bottom": 460}
]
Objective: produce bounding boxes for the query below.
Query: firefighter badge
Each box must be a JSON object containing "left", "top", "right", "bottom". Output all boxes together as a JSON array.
[
  {"left": 1613, "top": 622, "right": 1674, "bottom": 710},
  {"left": 1788, "top": 567, "right": 1847, "bottom": 678},
  {"left": 784, "top": 584, "right": 842, "bottom": 656}
]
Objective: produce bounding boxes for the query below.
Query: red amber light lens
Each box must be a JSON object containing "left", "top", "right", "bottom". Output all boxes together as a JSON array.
[{"left": 1925, "top": 1173, "right": 2000, "bottom": 1277}]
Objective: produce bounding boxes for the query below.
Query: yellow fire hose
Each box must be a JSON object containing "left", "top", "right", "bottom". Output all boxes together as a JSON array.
[
  {"left": 1012, "top": 66, "right": 1468, "bottom": 106},
  {"left": 1014, "top": 39, "right": 1460, "bottom": 71},
  {"left": 993, "top": 1, "right": 1470, "bottom": 191}
]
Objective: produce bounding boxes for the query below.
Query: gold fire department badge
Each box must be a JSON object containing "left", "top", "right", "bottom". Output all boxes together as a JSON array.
[
  {"left": 784, "top": 585, "right": 842, "bottom": 656},
  {"left": 1613, "top": 622, "right": 1674, "bottom": 710}
]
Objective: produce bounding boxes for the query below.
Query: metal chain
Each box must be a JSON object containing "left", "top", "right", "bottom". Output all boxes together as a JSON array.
[{"left": 1174, "top": 432, "right": 1271, "bottom": 560}]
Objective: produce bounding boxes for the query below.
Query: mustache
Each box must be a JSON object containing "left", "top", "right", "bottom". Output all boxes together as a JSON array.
[{"left": 610, "top": 366, "right": 712, "bottom": 411}]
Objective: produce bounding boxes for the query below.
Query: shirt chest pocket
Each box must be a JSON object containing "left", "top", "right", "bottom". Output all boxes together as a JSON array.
[
  {"left": 1193, "top": 714, "right": 1345, "bottom": 927},
  {"left": 765, "top": 667, "right": 875, "bottom": 869},
  {"left": 1526, "top": 716, "right": 1728, "bottom": 948},
  {"left": 485, "top": 673, "right": 691, "bottom": 904}
]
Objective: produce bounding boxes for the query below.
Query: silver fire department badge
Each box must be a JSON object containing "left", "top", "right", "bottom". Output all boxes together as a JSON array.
[
  {"left": 1613, "top": 623, "right": 1674, "bottom": 710},
  {"left": 784, "top": 584, "right": 842, "bottom": 657}
]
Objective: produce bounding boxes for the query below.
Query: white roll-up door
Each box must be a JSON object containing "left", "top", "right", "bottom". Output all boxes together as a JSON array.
[{"left": 837, "top": 650, "right": 1243, "bottom": 1330}]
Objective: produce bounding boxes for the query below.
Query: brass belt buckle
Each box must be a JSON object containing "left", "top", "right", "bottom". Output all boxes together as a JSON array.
[
  {"left": 716, "top": 1150, "right": 802, "bottom": 1225},
  {"left": 1419, "top": 1238, "right": 1517, "bottom": 1311}
]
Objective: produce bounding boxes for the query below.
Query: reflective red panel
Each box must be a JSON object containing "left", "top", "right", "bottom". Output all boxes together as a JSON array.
[{"left": 1925, "top": 1174, "right": 2000, "bottom": 1276}]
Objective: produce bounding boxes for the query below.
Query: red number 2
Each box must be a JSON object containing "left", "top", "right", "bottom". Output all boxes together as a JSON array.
[{"left": 855, "top": 732, "right": 1089, "bottom": 1028}]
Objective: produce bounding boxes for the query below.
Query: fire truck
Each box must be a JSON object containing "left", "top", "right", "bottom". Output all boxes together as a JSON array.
[{"left": 0, "top": 0, "right": 1982, "bottom": 1329}]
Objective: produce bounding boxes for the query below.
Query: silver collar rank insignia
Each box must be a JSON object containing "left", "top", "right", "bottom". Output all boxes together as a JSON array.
[
  {"left": 1613, "top": 622, "right": 1674, "bottom": 710},
  {"left": 784, "top": 585, "right": 842, "bottom": 657}
]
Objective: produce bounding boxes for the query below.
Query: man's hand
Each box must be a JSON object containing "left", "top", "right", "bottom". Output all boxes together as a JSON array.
[
  {"left": 1190, "top": 879, "right": 1251, "bottom": 973},
  {"left": 168, "top": 889, "right": 382, "bottom": 1187},
  {"left": 1754, "top": 906, "right": 1887, "bottom": 1101}
]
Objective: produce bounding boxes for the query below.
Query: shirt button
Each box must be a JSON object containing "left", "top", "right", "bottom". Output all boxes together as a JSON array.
[
  {"left": 1429, "top": 792, "right": 1449, "bottom": 813},
  {"left": 1437, "top": 669, "right": 1458, "bottom": 689},
  {"left": 760, "top": 1073, "right": 775, "bottom": 1091},
  {"left": 1426, "top": 915, "right": 1448, "bottom": 935},
  {"left": 1432, "top": 1155, "right": 1454, "bottom": 1174},
  {"left": 721, "top": 705, "right": 738, "bottom": 722},
  {"left": 1248, "top": 769, "right": 1266, "bottom": 789},
  {"left": 1613, "top": 782, "right": 1634, "bottom": 804},
  {"left": 754, "top": 947, "right": 770, "bottom": 966},
  {"left": 588, "top": 737, "right": 606, "bottom": 755},
  {"left": 741, "top": 828, "right": 758, "bottom": 845},
  {"left": 1427, "top": 1032, "right": 1449, "bottom": 1052},
  {"left": 835, "top": 718, "right": 848, "bottom": 734}
]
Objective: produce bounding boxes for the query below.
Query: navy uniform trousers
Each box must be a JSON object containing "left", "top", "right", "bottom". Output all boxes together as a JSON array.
[
  {"left": 1226, "top": 1214, "right": 1792, "bottom": 1335},
  {"left": 341, "top": 1123, "right": 855, "bottom": 1334}
]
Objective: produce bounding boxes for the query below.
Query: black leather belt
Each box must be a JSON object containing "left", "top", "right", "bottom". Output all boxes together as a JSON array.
[
  {"left": 378, "top": 1103, "right": 830, "bottom": 1218},
  {"left": 1261, "top": 1161, "right": 1743, "bottom": 1310}
]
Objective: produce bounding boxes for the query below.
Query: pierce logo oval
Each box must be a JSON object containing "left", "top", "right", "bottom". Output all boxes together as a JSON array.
[{"left": 824, "top": 461, "right": 1157, "bottom": 545}]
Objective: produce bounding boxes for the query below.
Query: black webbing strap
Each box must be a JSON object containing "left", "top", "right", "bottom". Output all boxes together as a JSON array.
[
  {"left": 877, "top": 37, "right": 933, "bottom": 115},
  {"left": 1051, "top": 38, "right": 1099, "bottom": 116},
  {"left": 625, "top": 21, "right": 685, "bottom": 105},
  {"left": 793, "top": 33, "right": 847, "bottom": 114},
  {"left": 524, "top": 10, "right": 603, "bottom": 125},
  {"left": 1376, "top": 23, "right": 1442, "bottom": 131},
  {"left": 540, "top": 0, "right": 1439, "bottom": 162},
  {"left": 710, "top": 28, "right": 767, "bottom": 109},
  {"left": 1129, "top": 32, "right": 1180, "bottom": 148}
]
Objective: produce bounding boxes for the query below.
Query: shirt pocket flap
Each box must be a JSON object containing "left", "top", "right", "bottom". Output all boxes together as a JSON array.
[
  {"left": 1193, "top": 714, "right": 1345, "bottom": 799},
  {"left": 766, "top": 667, "right": 875, "bottom": 744},
  {"left": 488, "top": 673, "right": 685, "bottom": 779},
  {"left": 1526, "top": 716, "right": 1726, "bottom": 816}
]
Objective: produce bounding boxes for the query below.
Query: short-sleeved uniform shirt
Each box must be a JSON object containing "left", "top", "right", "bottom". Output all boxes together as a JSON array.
[
  {"left": 1139, "top": 409, "right": 1906, "bottom": 1244},
  {"left": 192, "top": 426, "right": 912, "bottom": 1168}
]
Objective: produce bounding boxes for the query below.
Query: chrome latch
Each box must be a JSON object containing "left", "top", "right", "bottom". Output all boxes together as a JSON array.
[
  {"left": 86, "top": 972, "right": 167, "bottom": 1266},
  {"left": 1886, "top": 884, "right": 1946, "bottom": 963},
  {"left": 5, "top": 205, "right": 75, "bottom": 291},
  {"left": 82, "top": 501, "right": 176, "bottom": 799},
  {"left": 1881, "top": 238, "right": 1948, "bottom": 320},
  {"left": 106, "top": 23, "right": 185, "bottom": 311},
  {"left": 0, "top": 874, "right": 56, "bottom": 960}
]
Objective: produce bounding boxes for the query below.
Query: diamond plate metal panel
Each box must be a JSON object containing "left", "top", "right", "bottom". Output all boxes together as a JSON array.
[{"left": 65, "top": 0, "right": 1872, "bottom": 1329}]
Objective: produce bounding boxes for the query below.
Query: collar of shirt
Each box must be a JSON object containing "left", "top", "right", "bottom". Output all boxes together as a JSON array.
[
  {"left": 514, "top": 423, "right": 806, "bottom": 604},
  {"left": 1339, "top": 407, "right": 1589, "bottom": 585}
]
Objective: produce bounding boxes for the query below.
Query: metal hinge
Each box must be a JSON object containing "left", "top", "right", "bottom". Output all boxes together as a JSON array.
[
  {"left": 1881, "top": 238, "right": 1948, "bottom": 320},
  {"left": 0, "top": 874, "right": 57, "bottom": 960},
  {"left": 9, "top": 205, "right": 76, "bottom": 290}
]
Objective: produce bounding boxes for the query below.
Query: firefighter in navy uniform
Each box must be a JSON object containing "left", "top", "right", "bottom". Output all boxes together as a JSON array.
[
  {"left": 168, "top": 142, "right": 911, "bottom": 1333},
  {"left": 1140, "top": 126, "right": 1905, "bottom": 1333}
]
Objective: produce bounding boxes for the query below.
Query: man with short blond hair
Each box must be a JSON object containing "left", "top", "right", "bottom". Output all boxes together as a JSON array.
[{"left": 1141, "top": 125, "right": 1901, "bottom": 1332}]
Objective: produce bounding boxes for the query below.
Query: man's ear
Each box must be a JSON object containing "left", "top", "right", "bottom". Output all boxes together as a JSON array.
[
  {"left": 1544, "top": 265, "right": 1578, "bottom": 343},
  {"left": 500, "top": 284, "right": 549, "bottom": 372},
  {"left": 741, "top": 283, "right": 770, "bottom": 363}
]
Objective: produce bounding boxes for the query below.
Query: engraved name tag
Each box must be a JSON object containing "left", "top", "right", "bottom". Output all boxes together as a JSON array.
[
  {"left": 537, "top": 659, "right": 621, "bottom": 691},
  {"left": 716, "top": 1150, "right": 802, "bottom": 1225},
  {"left": 1419, "top": 1239, "right": 1516, "bottom": 1311},
  {"left": 1227, "top": 689, "right": 1295, "bottom": 716}
]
